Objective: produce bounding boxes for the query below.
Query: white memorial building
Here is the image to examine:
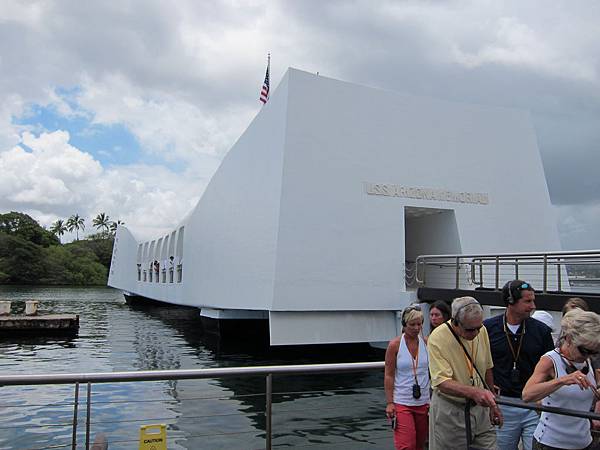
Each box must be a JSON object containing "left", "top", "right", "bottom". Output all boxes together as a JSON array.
[{"left": 108, "top": 68, "right": 561, "bottom": 345}]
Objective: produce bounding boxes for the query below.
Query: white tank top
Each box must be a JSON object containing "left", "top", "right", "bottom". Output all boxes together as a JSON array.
[
  {"left": 393, "top": 334, "right": 430, "bottom": 406},
  {"left": 533, "top": 349, "right": 595, "bottom": 449}
]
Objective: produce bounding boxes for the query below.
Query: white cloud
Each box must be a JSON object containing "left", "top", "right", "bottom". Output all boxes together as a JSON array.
[
  {"left": 0, "top": 130, "right": 206, "bottom": 241},
  {"left": 0, "top": 94, "right": 27, "bottom": 150},
  {"left": 450, "top": 16, "right": 597, "bottom": 81},
  {"left": 0, "top": 0, "right": 600, "bottom": 249},
  {"left": 0, "top": 131, "right": 101, "bottom": 207},
  {"left": 74, "top": 74, "right": 255, "bottom": 163}
]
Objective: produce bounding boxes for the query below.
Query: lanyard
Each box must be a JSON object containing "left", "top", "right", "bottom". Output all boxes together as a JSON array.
[
  {"left": 503, "top": 315, "right": 525, "bottom": 370},
  {"left": 461, "top": 339, "right": 478, "bottom": 383},
  {"left": 445, "top": 323, "right": 490, "bottom": 390},
  {"left": 407, "top": 335, "right": 420, "bottom": 383}
]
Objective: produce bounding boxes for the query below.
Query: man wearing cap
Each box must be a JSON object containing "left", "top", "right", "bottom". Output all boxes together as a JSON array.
[
  {"left": 484, "top": 280, "right": 554, "bottom": 450},
  {"left": 428, "top": 296, "right": 503, "bottom": 450}
]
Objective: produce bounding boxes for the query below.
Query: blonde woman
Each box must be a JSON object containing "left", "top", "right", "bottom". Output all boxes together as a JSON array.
[
  {"left": 385, "top": 305, "right": 430, "bottom": 450},
  {"left": 523, "top": 309, "right": 600, "bottom": 450}
]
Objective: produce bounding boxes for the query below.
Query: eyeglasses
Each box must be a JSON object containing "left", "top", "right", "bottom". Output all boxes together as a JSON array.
[
  {"left": 461, "top": 324, "right": 482, "bottom": 333},
  {"left": 578, "top": 345, "right": 599, "bottom": 357}
]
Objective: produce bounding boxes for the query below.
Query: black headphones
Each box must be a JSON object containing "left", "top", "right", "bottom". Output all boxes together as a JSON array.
[
  {"left": 503, "top": 280, "right": 533, "bottom": 306},
  {"left": 401, "top": 305, "right": 422, "bottom": 327},
  {"left": 451, "top": 299, "right": 481, "bottom": 326}
]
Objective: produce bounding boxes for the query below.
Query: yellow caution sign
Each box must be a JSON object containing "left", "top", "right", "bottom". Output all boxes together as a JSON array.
[{"left": 139, "top": 424, "right": 167, "bottom": 450}]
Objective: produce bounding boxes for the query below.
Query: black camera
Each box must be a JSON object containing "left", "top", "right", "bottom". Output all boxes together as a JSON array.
[
  {"left": 412, "top": 383, "right": 421, "bottom": 399},
  {"left": 510, "top": 367, "right": 520, "bottom": 384}
]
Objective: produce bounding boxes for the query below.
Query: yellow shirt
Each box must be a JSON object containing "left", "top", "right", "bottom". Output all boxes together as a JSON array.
[{"left": 428, "top": 322, "right": 494, "bottom": 403}]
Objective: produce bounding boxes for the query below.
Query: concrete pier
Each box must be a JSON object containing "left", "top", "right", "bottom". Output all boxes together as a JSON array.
[{"left": 0, "top": 314, "right": 79, "bottom": 336}]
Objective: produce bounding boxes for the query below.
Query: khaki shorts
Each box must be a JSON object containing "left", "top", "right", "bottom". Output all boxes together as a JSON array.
[{"left": 428, "top": 390, "right": 497, "bottom": 450}]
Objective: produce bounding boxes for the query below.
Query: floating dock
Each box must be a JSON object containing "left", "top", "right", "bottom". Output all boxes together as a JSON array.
[{"left": 0, "top": 314, "right": 79, "bottom": 336}]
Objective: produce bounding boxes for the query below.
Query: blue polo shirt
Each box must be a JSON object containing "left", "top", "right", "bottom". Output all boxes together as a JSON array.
[{"left": 484, "top": 314, "right": 554, "bottom": 398}]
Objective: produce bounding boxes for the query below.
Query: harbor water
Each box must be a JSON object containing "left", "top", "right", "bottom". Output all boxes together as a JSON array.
[{"left": 0, "top": 286, "right": 389, "bottom": 450}]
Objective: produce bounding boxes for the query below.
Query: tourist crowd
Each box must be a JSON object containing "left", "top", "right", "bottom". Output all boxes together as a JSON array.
[{"left": 384, "top": 280, "right": 600, "bottom": 450}]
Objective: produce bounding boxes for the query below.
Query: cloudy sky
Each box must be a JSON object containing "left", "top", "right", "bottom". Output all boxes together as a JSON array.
[{"left": 1, "top": 0, "right": 599, "bottom": 249}]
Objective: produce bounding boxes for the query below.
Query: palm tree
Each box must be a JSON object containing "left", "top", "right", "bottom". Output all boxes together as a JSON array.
[
  {"left": 66, "top": 214, "right": 85, "bottom": 240},
  {"left": 49, "top": 219, "right": 67, "bottom": 242},
  {"left": 93, "top": 213, "right": 111, "bottom": 233}
]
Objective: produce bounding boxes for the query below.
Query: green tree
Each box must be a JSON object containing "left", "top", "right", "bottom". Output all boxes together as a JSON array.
[
  {"left": 77, "top": 233, "right": 115, "bottom": 268},
  {"left": 0, "top": 233, "right": 48, "bottom": 284},
  {"left": 41, "top": 244, "right": 107, "bottom": 285},
  {"left": 92, "top": 213, "right": 111, "bottom": 233},
  {"left": 49, "top": 219, "right": 68, "bottom": 242},
  {"left": 66, "top": 214, "right": 85, "bottom": 240},
  {"left": 0, "top": 212, "right": 59, "bottom": 247},
  {"left": 0, "top": 211, "right": 114, "bottom": 286}
]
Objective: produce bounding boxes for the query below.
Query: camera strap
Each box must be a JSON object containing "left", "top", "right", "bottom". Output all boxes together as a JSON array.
[
  {"left": 406, "top": 334, "right": 420, "bottom": 385},
  {"left": 445, "top": 323, "right": 490, "bottom": 391}
]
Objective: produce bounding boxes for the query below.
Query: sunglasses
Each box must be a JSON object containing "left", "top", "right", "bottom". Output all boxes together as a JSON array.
[
  {"left": 405, "top": 305, "right": 422, "bottom": 312},
  {"left": 515, "top": 282, "right": 533, "bottom": 292},
  {"left": 578, "top": 345, "right": 599, "bottom": 357}
]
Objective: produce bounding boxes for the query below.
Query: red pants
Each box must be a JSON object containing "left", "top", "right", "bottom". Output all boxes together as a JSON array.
[{"left": 393, "top": 403, "right": 429, "bottom": 450}]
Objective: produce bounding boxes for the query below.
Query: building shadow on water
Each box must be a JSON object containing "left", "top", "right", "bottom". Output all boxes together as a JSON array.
[{"left": 125, "top": 299, "right": 388, "bottom": 448}]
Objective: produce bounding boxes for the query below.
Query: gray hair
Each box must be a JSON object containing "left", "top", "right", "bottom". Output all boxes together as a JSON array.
[
  {"left": 452, "top": 296, "right": 483, "bottom": 324},
  {"left": 560, "top": 309, "right": 600, "bottom": 350}
]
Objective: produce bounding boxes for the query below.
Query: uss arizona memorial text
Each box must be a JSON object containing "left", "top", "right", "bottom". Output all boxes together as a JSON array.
[{"left": 365, "top": 182, "right": 489, "bottom": 205}]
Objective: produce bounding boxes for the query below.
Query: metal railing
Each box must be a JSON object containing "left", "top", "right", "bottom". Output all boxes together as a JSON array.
[
  {"left": 465, "top": 397, "right": 600, "bottom": 449},
  {"left": 2, "top": 362, "right": 600, "bottom": 450},
  {"left": 415, "top": 249, "right": 600, "bottom": 292},
  {"left": 0, "top": 362, "right": 384, "bottom": 450}
]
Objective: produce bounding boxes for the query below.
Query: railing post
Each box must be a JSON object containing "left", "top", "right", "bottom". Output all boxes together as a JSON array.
[
  {"left": 265, "top": 373, "right": 272, "bottom": 450},
  {"left": 543, "top": 255, "right": 548, "bottom": 293},
  {"left": 557, "top": 259, "right": 562, "bottom": 291},
  {"left": 495, "top": 257, "right": 500, "bottom": 290},
  {"left": 479, "top": 259, "right": 483, "bottom": 287},
  {"left": 86, "top": 382, "right": 91, "bottom": 450},
  {"left": 455, "top": 257, "right": 460, "bottom": 289},
  {"left": 515, "top": 258, "right": 519, "bottom": 279},
  {"left": 72, "top": 382, "right": 79, "bottom": 450}
]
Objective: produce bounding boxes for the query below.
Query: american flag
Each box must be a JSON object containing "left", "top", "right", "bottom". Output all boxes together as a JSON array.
[{"left": 259, "top": 56, "right": 270, "bottom": 104}]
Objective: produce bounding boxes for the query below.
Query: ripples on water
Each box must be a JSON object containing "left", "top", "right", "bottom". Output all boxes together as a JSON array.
[{"left": 0, "top": 286, "right": 389, "bottom": 449}]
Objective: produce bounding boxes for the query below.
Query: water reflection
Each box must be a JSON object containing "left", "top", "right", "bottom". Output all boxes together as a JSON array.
[{"left": 0, "top": 287, "right": 390, "bottom": 449}]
